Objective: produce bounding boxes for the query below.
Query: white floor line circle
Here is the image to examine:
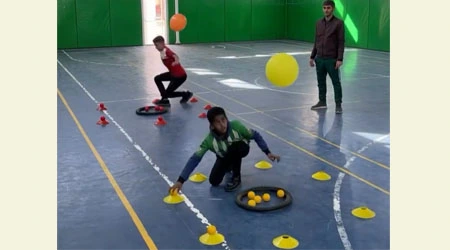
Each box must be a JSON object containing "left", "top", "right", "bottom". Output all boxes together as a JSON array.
[
  {"left": 334, "top": 134, "right": 390, "bottom": 250},
  {"left": 57, "top": 59, "right": 231, "bottom": 250}
]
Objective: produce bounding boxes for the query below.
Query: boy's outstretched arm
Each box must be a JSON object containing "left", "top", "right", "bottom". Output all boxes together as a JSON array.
[
  {"left": 177, "top": 139, "right": 209, "bottom": 183},
  {"left": 169, "top": 138, "right": 210, "bottom": 194},
  {"left": 232, "top": 120, "right": 280, "bottom": 162}
]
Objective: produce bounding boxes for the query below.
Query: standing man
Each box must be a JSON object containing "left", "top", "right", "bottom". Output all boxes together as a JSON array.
[{"left": 310, "top": 0, "right": 345, "bottom": 114}]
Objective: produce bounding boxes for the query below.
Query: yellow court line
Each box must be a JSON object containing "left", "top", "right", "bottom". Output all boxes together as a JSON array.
[
  {"left": 57, "top": 89, "right": 158, "bottom": 250},
  {"left": 191, "top": 94, "right": 390, "bottom": 196},
  {"left": 188, "top": 80, "right": 390, "bottom": 170}
]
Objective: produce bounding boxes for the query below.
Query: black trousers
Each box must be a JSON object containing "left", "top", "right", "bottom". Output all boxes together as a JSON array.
[
  {"left": 315, "top": 57, "right": 342, "bottom": 104},
  {"left": 154, "top": 72, "right": 187, "bottom": 99},
  {"left": 209, "top": 141, "right": 250, "bottom": 186}
]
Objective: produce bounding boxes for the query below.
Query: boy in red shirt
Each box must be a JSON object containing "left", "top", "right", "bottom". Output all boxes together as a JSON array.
[{"left": 152, "top": 36, "right": 193, "bottom": 106}]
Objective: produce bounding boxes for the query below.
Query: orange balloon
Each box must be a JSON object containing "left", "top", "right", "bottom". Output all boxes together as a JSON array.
[{"left": 170, "top": 13, "right": 187, "bottom": 32}]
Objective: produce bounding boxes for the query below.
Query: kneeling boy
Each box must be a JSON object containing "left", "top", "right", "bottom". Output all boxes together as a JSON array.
[{"left": 169, "top": 106, "right": 280, "bottom": 193}]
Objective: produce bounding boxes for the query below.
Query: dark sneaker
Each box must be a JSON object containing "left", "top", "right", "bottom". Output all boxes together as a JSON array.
[
  {"left": 336, "top": 104, "right": 343, "bottom": 114},
  {"left": 311, "top": 101, "right": 327, "bottom": 110},
  {"left": 224, "top": 176, "right": 241, "bottom": 192},
  {"left": 155, "top": 98, "right": 170, "bottom": 106},
  {"left": 180, "top": 91, "right": 193, "bottom": 103}
]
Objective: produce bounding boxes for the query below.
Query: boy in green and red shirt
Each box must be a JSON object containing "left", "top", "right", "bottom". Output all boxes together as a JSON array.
[{"left": 169, "top": 107, "right": 280, "bottom": 192}]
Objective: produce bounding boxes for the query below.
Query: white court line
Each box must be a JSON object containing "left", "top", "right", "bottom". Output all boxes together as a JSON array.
[
  {"left": 57, "top": 59, "right": 232, "bottom": 250},
  {"left": 223, "top": 43, "right": 254, "bottom": 50},
  {"left": 62, "top": 50, "right": 134, "bottom": 67},
  {"left": 333, "top": 134, "right": 390, "bottom": 250}
]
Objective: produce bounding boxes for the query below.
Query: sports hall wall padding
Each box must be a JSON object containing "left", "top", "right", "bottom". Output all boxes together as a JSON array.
[
  {"left": 57, "top": 0, "right": 389, "bottom": 52},
  {"left": 286, "top": 0, "right": 389, "bottom": 51},
  {"left": 167, "top": 0, "right": 286, "bottom": 44},
  {"left": 57, "top": 0, "right": 143, "bottom": 49}
]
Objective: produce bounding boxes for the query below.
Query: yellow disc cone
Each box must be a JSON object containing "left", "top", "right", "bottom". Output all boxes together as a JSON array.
[
  {"left": 189, "top": 172, "right": 207, "bottom": 183},
  {"left": 163, "top": 193, "right": 184, "bottom": 204},
  {"left": 312, "top": 171, "right": 331, "bottom": 181},
  {"left": 255, "top": 160, "right": 272, "bottom": 169},
  {"left": 351, "top": 206, "right": 376, "bottom": 219},
  {"left": 199, "top": 225, "right": 225, "bottom": 245},
  {"left": 272, "top": 235, "right": 299, "bottom": 249}
]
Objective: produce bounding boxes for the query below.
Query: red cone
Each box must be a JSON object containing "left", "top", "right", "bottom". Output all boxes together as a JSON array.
[
  {"left": 154, "top": 116, "right": 167, "bottom": 126},
  {"left": 96, "top": 116, "right": 109, "bottom": 125},
  {"left": 97, "top": 103, "right": 107, "bottom": 111}
]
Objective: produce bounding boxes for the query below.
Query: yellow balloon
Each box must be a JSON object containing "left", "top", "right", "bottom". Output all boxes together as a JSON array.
[{"left": 265, "top": 53, "right": 299, "bottom": 87}]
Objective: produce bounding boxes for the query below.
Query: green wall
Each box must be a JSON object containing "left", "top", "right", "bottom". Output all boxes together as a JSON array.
[
  {"left": 167, "top": 0, "right": 286, "bottom": 44},
  {"left": 367, "top": 0, "right": 390, "bottom": 51},
  {"left": 58, "top": 0, "right": 78, "bottom": 49},
  {"left": 286, "top": 0, "right": 389, "bottom": 51},
  {"left": 58, "top": 0, "right": 389, "bottom": 52},
  {"left": 57, "top": 0, "right": 143, "bottom": 49}
]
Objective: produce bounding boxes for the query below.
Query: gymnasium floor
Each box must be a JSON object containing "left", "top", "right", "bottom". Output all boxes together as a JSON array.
[{"left": 57, "top": 40, "right": 390, "bottom": 250}]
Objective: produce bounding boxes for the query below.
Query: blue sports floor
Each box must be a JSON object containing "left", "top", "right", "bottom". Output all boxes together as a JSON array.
[{"left": 57, "top": 40, "right": 390, "bottom": 250}]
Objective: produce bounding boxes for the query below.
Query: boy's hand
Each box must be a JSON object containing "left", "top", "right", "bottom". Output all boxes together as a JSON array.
[
  {"left": 267, "top": 153, "right": 280, "bottom": 162},
  {"left": 169, "top": 181, "right": 183, "bottom": 194},
  {"left": 172, "top": 61, "right": 179, "bottom": 66}
]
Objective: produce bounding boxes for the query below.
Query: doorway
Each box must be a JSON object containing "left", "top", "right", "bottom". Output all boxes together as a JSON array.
[{"left": 142, "top": 0, "right": 167, "bottom": 45}]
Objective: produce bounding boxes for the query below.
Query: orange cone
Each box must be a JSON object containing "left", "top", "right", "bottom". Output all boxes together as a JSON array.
[
  {"left": 97, "top": 102, "right": 107, "bottom": 111},
  {"left": 152, "top": 98, "right": 160, "bottom": 104},
  {"left": 96, "top": 116, "right": 109, "bottom": 125},
  {"left": 204, "top": 104, "right": 212, "bottom": 110},
  {"left": 155, "top": 116, "right": 167, "bottom": 126},
  {"left": 155, "top": 106, "right": 164, "bottom": 111},
  {"left": 198, "top": 112, "right": 207, "bottom": 118},
  {"left": 190, "top": 97, "right": 198, "bottom": 103}
]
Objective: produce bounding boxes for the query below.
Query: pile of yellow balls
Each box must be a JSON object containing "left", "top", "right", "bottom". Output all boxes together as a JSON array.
[{"left": 247, "top": 189, "right": 285, "bottom": 207}]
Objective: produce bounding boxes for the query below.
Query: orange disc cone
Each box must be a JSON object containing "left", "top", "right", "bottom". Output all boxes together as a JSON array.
[
  {"left": 204, "top": 104, "right": 212, "bottom": 110},
  {"left": 198, "top": 112, "right": 207, "bottom": 118},
  {"left": 96, "top": 116, "right": 109, "bottom": 125},
  {"left": 152, "top": 98, "right": 160, "bottom": 104},
  {"left": 190, "top": 97, "right": 198, "bottom": 103}
]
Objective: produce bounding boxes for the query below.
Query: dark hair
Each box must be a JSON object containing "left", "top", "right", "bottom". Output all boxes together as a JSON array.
[
  {"left": 207, "top": 106, "right": 227, "bottom": 123},
  {"left": 322, "top": 0, "right": 335, "bottom": 8},
  {"left": 152, "top": 35, "right": 165, "bottom": 44}
]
